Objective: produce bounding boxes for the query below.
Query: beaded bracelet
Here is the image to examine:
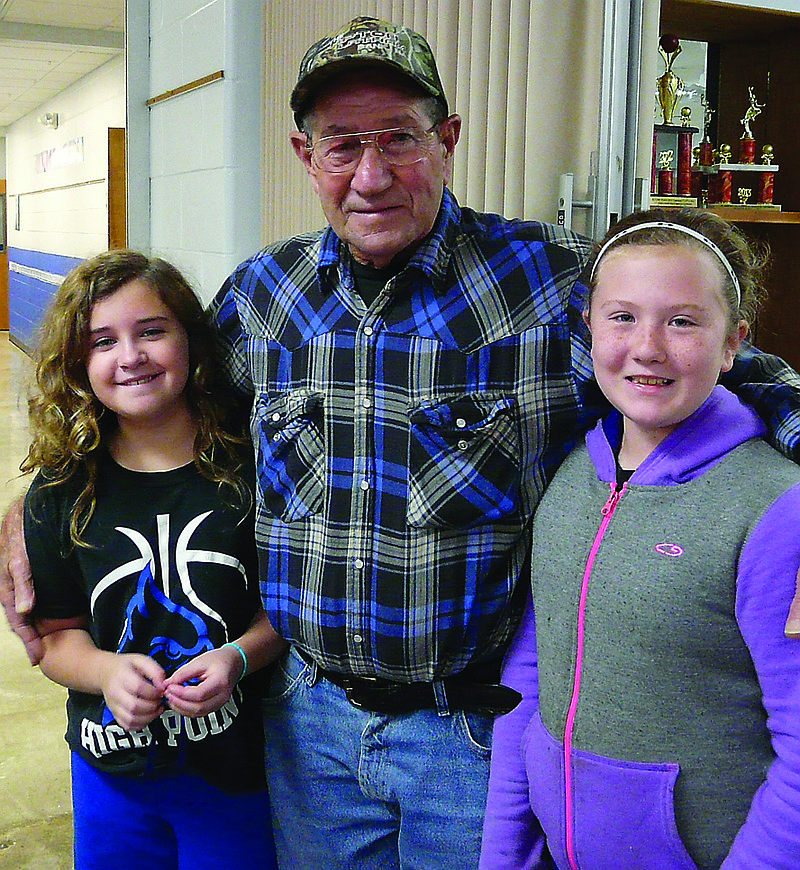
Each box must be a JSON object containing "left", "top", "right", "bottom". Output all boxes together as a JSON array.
[{"left": 224, "top": 642, "right": 248, "bottom": 681}]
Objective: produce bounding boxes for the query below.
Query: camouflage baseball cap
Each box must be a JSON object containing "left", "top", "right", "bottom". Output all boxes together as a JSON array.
[{"left": 291, "top": 16, "right": 448, "bottom": 124}]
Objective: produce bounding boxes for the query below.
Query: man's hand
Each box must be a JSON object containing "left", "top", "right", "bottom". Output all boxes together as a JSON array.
[
  {"left": 0, "top": 496, "right": 42, "bottom": 664},
  {"left": 786, "top": 564, "right": 800, "bottom": 638}
]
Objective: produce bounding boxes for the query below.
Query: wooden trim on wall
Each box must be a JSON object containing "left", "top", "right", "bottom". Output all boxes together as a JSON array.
[
  {"left": 146, "top": 71, "right": 224, "bottom": 107},
  {"left": 108, "top": 127, "right": 127, "bottom": 249}
]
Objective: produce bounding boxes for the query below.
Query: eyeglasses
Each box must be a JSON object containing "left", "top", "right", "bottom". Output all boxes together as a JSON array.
[{"left": 307, "top": 125, "right": 440, "bottom": 174}]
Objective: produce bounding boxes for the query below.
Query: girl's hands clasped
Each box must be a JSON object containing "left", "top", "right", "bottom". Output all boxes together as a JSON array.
[
  {"left": 100, "top": 653, "right": 167, "bottom": 732},
  {"left": 163, "top": 645, "right": 245, "bottom": 718}
]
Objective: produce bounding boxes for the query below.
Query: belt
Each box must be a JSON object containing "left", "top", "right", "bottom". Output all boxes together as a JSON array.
[{"left": 296, "top": 649, "right": 521, "bottom": 716}]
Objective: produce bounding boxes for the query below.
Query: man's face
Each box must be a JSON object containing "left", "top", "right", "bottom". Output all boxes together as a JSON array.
[{"left": 291, "top": 70, "right": 460, "bottom": 269}]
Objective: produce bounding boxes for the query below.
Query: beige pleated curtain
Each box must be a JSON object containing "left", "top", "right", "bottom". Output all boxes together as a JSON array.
[{"left": 262, "top": 0, "right": 603, "bottom": 243}]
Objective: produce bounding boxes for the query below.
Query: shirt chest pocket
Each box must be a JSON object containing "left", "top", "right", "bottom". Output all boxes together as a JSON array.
[
  {"left": 253, "top": 389, "right": 325, "bottom": 522},
  {"left": 407, "top": 393, "right": 522, "bottom": 529}
]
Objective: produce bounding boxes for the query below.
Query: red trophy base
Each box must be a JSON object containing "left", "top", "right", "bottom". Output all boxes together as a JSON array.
[
  {"left": 691, "top": 170, "right": 703, "bottom": 200},
  {"left": 658, "top": 169, "right": 674, "bottom": 195},
  {"left": 677, "top": 131, "right": 693, "bottom": 196},
  {"left": 739, "top": 137, "right": 755, "bottom": 164},
  {"left": 719, "top": 170, "right": 733, "bottom": 203},
  {"left": 758, "top": 171, "right": 775, "bottom": 204}
]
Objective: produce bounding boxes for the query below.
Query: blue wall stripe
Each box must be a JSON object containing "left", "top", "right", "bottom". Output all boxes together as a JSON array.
[{"left": 8, "top": 248, "right": 83, "bottom": 350}]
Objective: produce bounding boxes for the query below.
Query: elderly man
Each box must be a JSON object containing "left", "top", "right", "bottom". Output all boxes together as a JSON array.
[
  {"left": 209, "top": 16, "right": 800, "bottom": 869},
  {"left": 4, "top": 16, "right": 800, "bottom": 870}
]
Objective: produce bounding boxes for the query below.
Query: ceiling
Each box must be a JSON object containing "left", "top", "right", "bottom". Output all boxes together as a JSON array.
[{"left": 0, "top": 0, "right": 124, "bottom": 132}]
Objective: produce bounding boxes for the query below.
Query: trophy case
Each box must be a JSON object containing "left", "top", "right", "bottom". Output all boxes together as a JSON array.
[{"left": 659, "top": 0, "right": 800, "bottom": 370}]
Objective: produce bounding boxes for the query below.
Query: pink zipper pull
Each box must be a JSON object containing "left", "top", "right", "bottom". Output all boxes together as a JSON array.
[{"left": 601, "top": 482, "right": 626, "bottom": 516}]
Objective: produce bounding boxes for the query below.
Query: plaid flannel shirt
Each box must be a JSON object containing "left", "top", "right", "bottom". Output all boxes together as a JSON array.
[{"left": 210, "top": 188, "right": 800, "bottom": 682}]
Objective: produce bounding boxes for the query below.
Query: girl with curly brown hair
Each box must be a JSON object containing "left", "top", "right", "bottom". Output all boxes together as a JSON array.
[{"left": 22, "top": 250, "right": 282, "bottom": 870}]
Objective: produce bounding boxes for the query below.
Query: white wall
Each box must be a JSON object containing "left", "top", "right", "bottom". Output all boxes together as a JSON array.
[
  {"left": 142, "top": 0, "right": 263, "bottom": 303},
  {"left": 6, "top": 56, "right": 125, "bottom": 258}
]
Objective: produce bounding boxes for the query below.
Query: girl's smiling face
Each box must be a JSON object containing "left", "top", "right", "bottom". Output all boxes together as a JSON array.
[
  {"left": 86, "top": 278, "right": 190, "bottom": 427},
  {"left": 585, "top": 244, "right": 746, "bottom": 466}
]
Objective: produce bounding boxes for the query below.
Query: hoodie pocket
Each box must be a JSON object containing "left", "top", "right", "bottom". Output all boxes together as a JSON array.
[
  {"left": 253, "top": 389, "right": 325, "bottom": 522},
  {"left": 523, "top": 713, "right": 698, "bottom": 870},
  {"left": 407, "top": 392, "right": 521, "bottom": 529}
]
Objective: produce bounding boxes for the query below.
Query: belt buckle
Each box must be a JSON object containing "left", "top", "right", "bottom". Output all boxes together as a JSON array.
[
  {"left": 343, "top": 678, "right": 404, "bottom": 713},
  {"left": 342, "top": 674, "right": 380, "bottom": 709}
]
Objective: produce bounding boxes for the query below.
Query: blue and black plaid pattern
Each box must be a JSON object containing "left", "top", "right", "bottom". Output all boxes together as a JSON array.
[{"left": 211, "top": 189, "right": 800, "bottom": 681}]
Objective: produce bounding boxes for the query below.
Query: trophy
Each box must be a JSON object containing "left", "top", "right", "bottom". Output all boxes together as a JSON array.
[
  {"left": 699, "top": 95, "right": 715, "bottom": 166},
  {"left": 717, "top": 146, "right": 733, "bottom": 203},
  {"left": 739, "top": 86, "right": 763, "bottom": 164},
  {"left": 677, "top": 108, "right": 693, "bottom": 195},
  {"left": 656, "top": 34, "right": 683, "bottom": 125},
  {"left": 657, "top": 150, "right": 674, "bottom": 195},
  {"left": 758, "top": 145, "right": 776, "bottom": 204}
]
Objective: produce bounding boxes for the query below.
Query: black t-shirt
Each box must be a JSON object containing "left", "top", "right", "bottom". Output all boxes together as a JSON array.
[{"left": 24, "top": 453, "right": 266, "bottom": 792}]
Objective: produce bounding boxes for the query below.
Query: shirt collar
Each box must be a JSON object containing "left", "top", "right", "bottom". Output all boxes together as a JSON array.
[{"left": 316, "top": 187, "right": 461, "bottom": 294}]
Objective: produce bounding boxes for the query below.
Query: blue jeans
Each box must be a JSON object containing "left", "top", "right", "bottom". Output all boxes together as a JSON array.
[
  {"left": 262, "top": 647, "right": 493, "bottom": 870},
  {"left": 71, "top": 752, "right": 277, "bottom": 870}
]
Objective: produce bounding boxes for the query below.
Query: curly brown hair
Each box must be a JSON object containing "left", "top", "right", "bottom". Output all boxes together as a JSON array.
[{"left": 22, "top": 249, "right": 250, "bottom": 546}]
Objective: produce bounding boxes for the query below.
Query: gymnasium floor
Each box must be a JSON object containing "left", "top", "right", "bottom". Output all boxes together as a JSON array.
[{"left": 0, "top": 332, "right": 72, "bottom": 869}]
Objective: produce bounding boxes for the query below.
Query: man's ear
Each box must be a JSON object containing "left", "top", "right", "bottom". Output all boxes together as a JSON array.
[
  {"left": 440, "top": 114, "right": 462, "bottom": 186},
  {"left": 290, "top": 130, "right": 320, "bottom": 193}
]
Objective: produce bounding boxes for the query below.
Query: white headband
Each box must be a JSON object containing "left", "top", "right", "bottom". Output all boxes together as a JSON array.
[{"left": 590, "top": 221, "right": 741, "bottom": 306}]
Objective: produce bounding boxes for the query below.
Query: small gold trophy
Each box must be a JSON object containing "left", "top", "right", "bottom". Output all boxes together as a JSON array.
[
  {"left": 699, "top": 95, "right": 715, "bottom": 165},
  {"left": 656, "top": 34, "right": 683, "bottom": 125},
  {"left": 739, "top": 86, "right": 763, "bottom": 164},
  {"left": 657, "top": 150, "right": 675, "bottom": 195}
]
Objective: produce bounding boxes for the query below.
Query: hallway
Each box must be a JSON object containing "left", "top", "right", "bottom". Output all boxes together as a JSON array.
[{"left": 0, "top": 332, "right": 72, "bottom": 869}]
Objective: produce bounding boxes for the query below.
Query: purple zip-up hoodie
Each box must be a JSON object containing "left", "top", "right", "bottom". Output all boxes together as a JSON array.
[{"left": 480, "top": 387, "right": 800, "bottom": 870}]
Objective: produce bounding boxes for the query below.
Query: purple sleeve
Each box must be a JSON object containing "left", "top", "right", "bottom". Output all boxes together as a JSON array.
[
  {"left": 723, "top": 482, "right": 800, "bottom": 868},
  {"left": 480, "top": 591, "right": 552, "bottom": 870}
]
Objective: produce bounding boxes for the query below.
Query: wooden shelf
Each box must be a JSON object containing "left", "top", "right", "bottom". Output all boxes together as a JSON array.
[{"left": 706, "top": 208, "right": 800, "bottom": 224}]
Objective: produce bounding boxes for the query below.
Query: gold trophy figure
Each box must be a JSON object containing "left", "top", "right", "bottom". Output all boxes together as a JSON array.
[
  {"left": 741, "top": 87, "right": 763, "bottom": 139},
  {"left": 740, "top": 86, "right": 763, "bottom": 163},
  {"left": 699, "top": 96, "right": 715, "bottom": 166},
  {"left": 657, "top": 34, "right": 683, "bottom": 125}
]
